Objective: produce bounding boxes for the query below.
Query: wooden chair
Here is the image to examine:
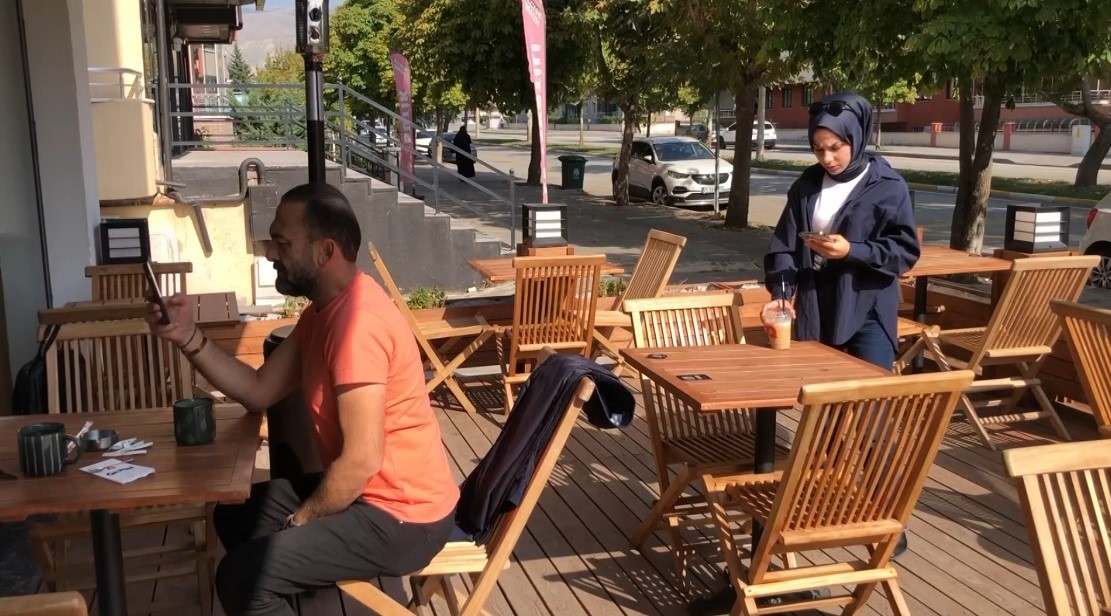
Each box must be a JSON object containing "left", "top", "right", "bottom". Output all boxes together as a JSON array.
[
  {"left": 369, "top": 244, "right": 495, "bottom": 414},
  {"left": 338, "top": 347, "right": 597, "bottom": 616},
  {"left": 86, "top": 262, "right": 191, "bottom": 301},
  {"left": 593, "top": 229, "right": 688, "bottom": 373},
  {"left": 30, "top": 320, "right": 213, "bottom": 614},
  {"left": 898, "top": 255, "right": 1098, "bottom": 449},
  {"left": 1051, "top": 300, "right": 1111, "bottom": 437},
  {"left": 702, "top": 370, "right": 974, "bottom": 615},
  {"left": 0, "top": 591, "right": 88, "bottom": 616},
  {"left": 624, "top": 294, "right": 791, "bottom": 589},
  {"left": 497, "top": 254, "right": 603, "bottom": 412},
  {"left": 1004, "top": 439, "right": 1111, "bottom": 615}
]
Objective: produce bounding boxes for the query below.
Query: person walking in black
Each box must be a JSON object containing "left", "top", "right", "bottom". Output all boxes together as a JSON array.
[{"left": 452, "top": 125, "right": 475, "bottom": 178}]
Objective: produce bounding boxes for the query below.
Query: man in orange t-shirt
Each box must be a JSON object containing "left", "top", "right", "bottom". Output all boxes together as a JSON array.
[{"left": 147, "top": 183, "right": 458, "bottom": 616}]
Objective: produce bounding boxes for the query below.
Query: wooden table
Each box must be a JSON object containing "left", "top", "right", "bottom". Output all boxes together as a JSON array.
[
  {"left": 0, "top": 406, "right": 261, "bottom": 615},
  {"left": 468, "top": 256, "right": 624, "bottom": 283},
  {"left": 42, "top": 292, "right": 242, "bottom": 326},
  {"left": 620, "top": 342, "right": 889, "bottom": 552}
]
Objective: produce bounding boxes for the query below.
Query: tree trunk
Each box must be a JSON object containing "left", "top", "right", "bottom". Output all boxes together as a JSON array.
[
  {"left": 951, "top": 75, "right": 1003, "bottom": 254},
  {"left": 435, "top": 108, "right": 444, "bottom": 164},
  {"left": 1078, "top": 124, "right": 1111, "bottom": 186},
  {"left": 755, "top": 86, "right": 766, "bottom": 160},
  {"left": 578, "top": 101, "right": 585, "bottom": 147},
  {"left": 474, "top": 107, "right": 481, "bottom": 138},
  {"left": 646, "top": 109, "right": 652, "bottom": 137},
  {"left": 725, "top": 84, "right": 758, "bottom": 229},
  {"left": 614, "top": 102, "right": 639, "bottom": 207},
  {"left": 957, "top": 78, "right": 974, "bottom": 181},
  {"left": 527, "top": 97, "right": 542, "bottom": 184}
]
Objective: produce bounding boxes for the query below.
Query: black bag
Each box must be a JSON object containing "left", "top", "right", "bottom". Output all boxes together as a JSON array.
[{"left": 11, "top": 325, "right": 60, "bottom": 415}]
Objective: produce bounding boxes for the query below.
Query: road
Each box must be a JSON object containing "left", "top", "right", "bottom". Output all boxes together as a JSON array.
[{"left": 481, "top": 127, "right": 1111, "bottom": 184}]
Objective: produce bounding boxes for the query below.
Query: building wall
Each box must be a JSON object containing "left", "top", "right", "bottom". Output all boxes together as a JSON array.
[
  {"left": 23, "top": 0, "right": 101, "bottom": 306},
  {"left": 101, "top": 201, "right": 258, "bottom": 307},
  {"left": 0, "top": 1, "right": 48, "bottom": 386}
]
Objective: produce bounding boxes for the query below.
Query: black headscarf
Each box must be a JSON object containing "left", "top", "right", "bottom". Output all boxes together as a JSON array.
[{"left": 808, "top": 92, "right": 872, "bottom": 182}]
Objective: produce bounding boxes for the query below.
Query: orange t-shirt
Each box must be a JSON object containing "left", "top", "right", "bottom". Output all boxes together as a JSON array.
[{"left": 290, "top": 273, "right": 459, "bottom": 523}]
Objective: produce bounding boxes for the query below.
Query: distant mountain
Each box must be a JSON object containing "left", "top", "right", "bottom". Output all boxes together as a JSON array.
[
  {"left": 235, "top": 1, "right": 346, "bottom": 68},
  {"left": 236, "top": 5, "right": 295, "bottom": 67}
]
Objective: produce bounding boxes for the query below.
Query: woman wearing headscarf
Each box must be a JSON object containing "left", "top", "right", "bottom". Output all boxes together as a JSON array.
[
  {"left": 762, "top": 92, "right": 920, "bottom": 371},
  {"left": 452, "top": 125, "right": 475, "bottom": 178}
]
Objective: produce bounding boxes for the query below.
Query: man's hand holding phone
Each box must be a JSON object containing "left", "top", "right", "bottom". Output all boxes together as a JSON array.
[{"left": 146, "top": 293, "right": 197, "bottom": 347}]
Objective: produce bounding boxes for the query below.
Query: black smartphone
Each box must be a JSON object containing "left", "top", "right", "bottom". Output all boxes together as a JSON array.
[
  {"left": 798, "top": 231, "right": 829, "bottom": 242},
  {"left": 142, "top": 262, "right": 171, "bottom": 325}
]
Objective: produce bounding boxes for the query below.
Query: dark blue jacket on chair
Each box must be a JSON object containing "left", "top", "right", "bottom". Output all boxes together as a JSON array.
[
  {"left": 455, "top": 355, "right": 635, "bottom": 545},
  {"left": 764, "top": 154, "right": 920, "bottom": 350}
]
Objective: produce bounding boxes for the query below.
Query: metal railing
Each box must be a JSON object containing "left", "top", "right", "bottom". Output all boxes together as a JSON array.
[
  {"left": 88, "top": 67, "right": 149, "bottom": 102},
  {"left": 165, "top": 81, "right": 521, "bottom": 247},
  {"left": 972, "top": 89, "right": 1111, "bottom": 108}
]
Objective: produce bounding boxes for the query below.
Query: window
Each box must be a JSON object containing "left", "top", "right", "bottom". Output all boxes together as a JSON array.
[
  {"left": 802, "top": 86, "right": 813, "bottom": 106},
  {"left": 783, "top": 87, "right": 793, "bottom": 108},
  {"left": 765, "top": 89, "right": 773, "bottom": 109}
]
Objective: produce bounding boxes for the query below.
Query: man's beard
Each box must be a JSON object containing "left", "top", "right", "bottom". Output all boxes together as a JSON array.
[{"left": 275, "top": 261, "right": 317, "bottom": 298}]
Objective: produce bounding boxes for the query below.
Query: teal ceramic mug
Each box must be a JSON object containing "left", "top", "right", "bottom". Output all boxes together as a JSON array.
[{"left": 173, "top": 397, "right": 216, "bottom": 446}]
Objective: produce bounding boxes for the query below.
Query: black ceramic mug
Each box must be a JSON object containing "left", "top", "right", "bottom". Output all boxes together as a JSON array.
[
  {"left": 173, "top": 397, "right": 216, "bottom": 446},
  {"left": 18, "top": 422, "right": 82, "bottom": 477}
]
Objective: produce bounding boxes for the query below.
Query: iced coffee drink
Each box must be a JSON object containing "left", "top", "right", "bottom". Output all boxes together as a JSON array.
[{"left": 766, "top": 308, "right": 793, "bottom": 351}]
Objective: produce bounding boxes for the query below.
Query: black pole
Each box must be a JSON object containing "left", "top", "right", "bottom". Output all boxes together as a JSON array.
[
  {"left": 305, "top": 58, "right": 325, "bottom": 184},
  {"left": 91, "top": 510, "right": 127, "bottom": 615}
]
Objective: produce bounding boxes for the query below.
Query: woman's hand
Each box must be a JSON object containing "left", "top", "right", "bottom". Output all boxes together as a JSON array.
[
  {"left": 760, "top": 300, "right": 796, "bottom": 326},
  {"left": 145, "top": 293, "right": 198, "bottom": 347},
  {"left": 805, "top": 234, "right": 850, "bottom": 260}
]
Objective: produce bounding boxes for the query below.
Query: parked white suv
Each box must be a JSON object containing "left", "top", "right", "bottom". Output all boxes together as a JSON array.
[
  {"left": 717, "top": 121, "right": 777, "bottom": 149},
  {"left": 611, "top": 136, "right": 732, "bottom": 207},
  {"left": 1079, "top": 192, "right": 1111, "bottom": 287}
]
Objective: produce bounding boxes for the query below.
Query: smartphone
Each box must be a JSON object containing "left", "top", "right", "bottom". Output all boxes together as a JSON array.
[
  {"left": 798, "top": 231, "right": 829, "bottom": 242},
  {"left": 142, "top": 262, "right": 171, "bottom": 325}
]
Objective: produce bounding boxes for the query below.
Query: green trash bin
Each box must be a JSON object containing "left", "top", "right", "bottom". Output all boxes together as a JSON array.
[{"left": 558, "top": 154, "right": 588, "bottom": 190}]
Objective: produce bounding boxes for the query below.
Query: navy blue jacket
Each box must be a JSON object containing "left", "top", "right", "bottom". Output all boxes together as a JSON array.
[
  {"left": 764, "top": 155, "right": 920, "bottom": 350},
  {"left": 455, "top": 355, "right": 635, "bottom": 545}
]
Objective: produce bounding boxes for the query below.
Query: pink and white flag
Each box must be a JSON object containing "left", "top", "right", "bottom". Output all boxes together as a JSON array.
[{"left": 521, "top": 0, "right": 548, "bottom": 202}]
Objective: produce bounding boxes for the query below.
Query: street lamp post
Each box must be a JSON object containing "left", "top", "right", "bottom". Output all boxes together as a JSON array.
[{"left": 296, "top": 0, "right": 329, "bottom": 184}]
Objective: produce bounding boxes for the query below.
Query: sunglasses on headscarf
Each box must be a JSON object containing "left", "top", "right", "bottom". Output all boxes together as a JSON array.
[{"left": 808, "top": 101, "right": 863, "bottom": 122}]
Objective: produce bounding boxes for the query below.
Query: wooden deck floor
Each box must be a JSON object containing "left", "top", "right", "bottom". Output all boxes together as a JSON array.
[{"left": 70, "top": 374, "right": 1098, "bottom": 616}]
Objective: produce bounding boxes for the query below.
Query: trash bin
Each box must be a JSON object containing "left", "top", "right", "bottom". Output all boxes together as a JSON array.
[
  {"left": 558, "top": 154, "right": 588, "bottom": 190},
  {"left": 263, "top": 324, "right": 321, "bottom": 479}
]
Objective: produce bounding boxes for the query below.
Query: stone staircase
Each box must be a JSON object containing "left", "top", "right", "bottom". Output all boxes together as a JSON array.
[{"left": 173, "top": 155, "right": 502, "bottom": 293}]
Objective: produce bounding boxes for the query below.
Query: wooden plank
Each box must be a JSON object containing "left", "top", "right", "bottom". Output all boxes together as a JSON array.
[{"left": 470, "top": 257, "right": 624, "bottom": 283}]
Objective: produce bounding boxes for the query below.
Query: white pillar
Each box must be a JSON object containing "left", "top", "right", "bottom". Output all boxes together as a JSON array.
[{"left": 22, "top": 0, "right": 101, "bottom": 305}]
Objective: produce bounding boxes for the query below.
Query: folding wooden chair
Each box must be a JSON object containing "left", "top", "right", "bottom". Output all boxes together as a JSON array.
[
  {"left": 497, "top": 254, "right": 603, "bottom": 412},
  {"left": 1051, "top": 300, "right": 1111, "bottom": 437},
  {"left": 86, "top": 262, "right": 191, "bottom": 301},
  {"left": 31, "top": 320, "right": 214, "bottom": 614},
  {"left": 899, "top": 255, "right": 1098, "bottom": 449},
  {"left": 338, "top": 348, "right": 597, "bottom": 616},
  {"left": 593, "top": 229, "right": 687, "bottom": 374},
  {"left": 0, "top": 591, "right": 88, "bottom": 616},
  {"left": 369, "top": 244, "right": 495, "bottom": 414},
  {"left": 624, "top": 294, "right": 792, "bottom": 589},
  {"left": 1004, "top": 439, "right": 1111, "bottom": 615},
  {"left": 702, "top": 370, "right": 974, "bottom": 615}
]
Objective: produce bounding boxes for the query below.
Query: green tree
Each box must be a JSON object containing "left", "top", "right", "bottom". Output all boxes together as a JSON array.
[
  {"left": 414, "top": 0, "right": 594, "bottom": 184},
  {"left": 663, "top": 0, "right": 792, "bottom": 228},
  {"left": 590, "top": 0, "right": 683, "bottom": 206},
  {"left": 325, "top": 0, "right": 398, "bottom": 117},
  {"left": 787, "top": 0, "right": 1108, "bottom": 253},
  {"left": 228, "top": 44, "right": 253, "bottom": 84},
  {"left": 243, "top": 49, "right": 306, "bottom": 144},
  {"left": 1053, "top": 78, "right": 1111, "bottom": 186}
]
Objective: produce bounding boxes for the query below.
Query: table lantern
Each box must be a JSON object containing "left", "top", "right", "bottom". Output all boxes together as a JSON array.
[
  {"left": 521, "top": 203, "right": 568, "bottom": 247},
  {"left": 98, "top": 218, "right": 151, "bottom": 264},
  {"left": 1004, "top": 204, "right": 1070, "bottom": 253}
]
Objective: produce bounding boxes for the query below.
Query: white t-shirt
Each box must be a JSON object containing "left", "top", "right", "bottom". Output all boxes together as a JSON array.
[{"left": 811, "top": 165, "right": 869, "bottom": 234}]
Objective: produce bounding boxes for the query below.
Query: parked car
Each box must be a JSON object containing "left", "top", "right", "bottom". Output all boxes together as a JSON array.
[
  {"left": 413, "top": 131, "right": 477, "bottom": 162},
  {"left": 717, "top": 121, "right": 777, "bottom": 149},
  {"left": 610, "top": 136, "right": 732, "bottom": 207},
  {"left": 678, "top": 123, "right": 709, "bottom": 141},
  {"left": 1079, "top": 192, "right": 1111, "bottom": 287}
]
